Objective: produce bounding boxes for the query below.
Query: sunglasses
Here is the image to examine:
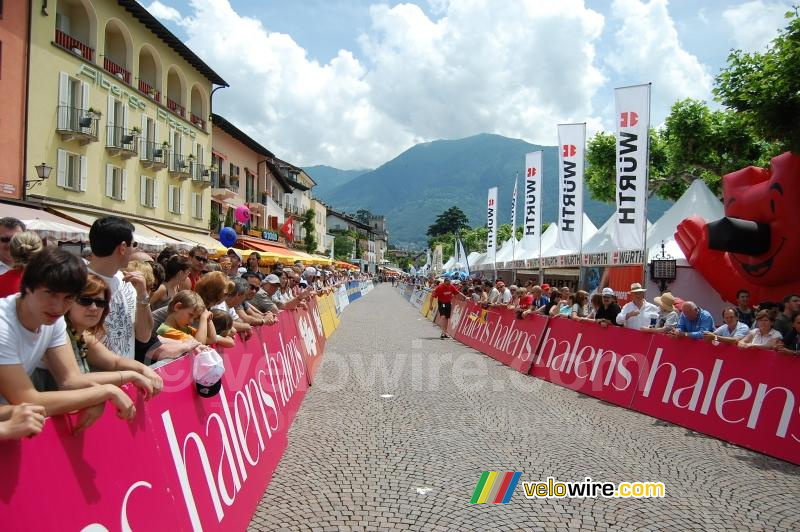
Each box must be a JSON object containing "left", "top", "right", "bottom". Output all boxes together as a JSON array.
[
  {"left": 248, "top": 285, "right": 259, "bottom": 291},
  {"left": 76, "top": 296, "right": 108, "bottom": 308},
  {"left": 194, "top": 256, "right": 208, "bottom": 263},
  {"left": 0, "top": 236, "right": 12, "bottom": 243}
]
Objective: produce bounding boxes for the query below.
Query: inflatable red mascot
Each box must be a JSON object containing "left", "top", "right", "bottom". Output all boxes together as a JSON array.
[{"left": 675, "top": 151, "right": 800, "bottom": 305}]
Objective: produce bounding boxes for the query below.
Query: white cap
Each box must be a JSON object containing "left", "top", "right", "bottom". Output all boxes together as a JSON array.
[
  {"left": 193, "top": 348, "right": 225, "bottom": 397},
  {"left": 602, "top": 287, "right": 614, "bottom": 296}
]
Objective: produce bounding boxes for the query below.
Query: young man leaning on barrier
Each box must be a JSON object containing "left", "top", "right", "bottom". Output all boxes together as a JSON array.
[{"left": 0, "top": 248, "right": 136, "bottom": 433}]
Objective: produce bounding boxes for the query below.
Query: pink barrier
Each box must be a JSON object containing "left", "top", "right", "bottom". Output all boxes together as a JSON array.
[
  {"left": 442, "top": 298, "right": 800, "bottom": 465},
  {"left": 447, "top": 300, "right": 548, "bottom": 374},
  {"left": 0, "top": 313, "right": 315, "bottom": 530},
  {"left": 292, "top": 298, "right": 327, "bottom": 385}
]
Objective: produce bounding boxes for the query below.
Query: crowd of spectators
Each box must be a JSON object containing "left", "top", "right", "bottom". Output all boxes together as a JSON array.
[
  {"left": 415, "top": 272, "right": 799, "bottom": 355},
  {"left": 0, "top": 215, "right": 369, "bottom": 440}
]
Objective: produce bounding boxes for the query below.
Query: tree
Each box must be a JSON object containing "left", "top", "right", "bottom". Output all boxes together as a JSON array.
[
  {"left": 426, "top": 206, "right": 470, "bottom": 237},
  {"left": 333, "top": 233, "right": 354, "bottom": 260},
  {"left": 223, "top": 207, "right": 234, "bottom": 228},
  {"left": 714, "top": 8, "right": 800, "bottom": 153},
  {"left": 354, "top": 209, "right": 372, "bottom": 225},
  {"left": 301, "top": 209, "right": 317, "bottom": 254}
]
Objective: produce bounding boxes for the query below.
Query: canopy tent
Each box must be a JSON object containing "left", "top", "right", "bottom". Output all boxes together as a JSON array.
[
  {"left": 581, "top": 215, "right": 654, "bottom": 265},
  {"left": 144, "top": 225, "right": 227, "bottom": 254},
  {"left": 539, "top": 214, "right": 599, "bottom": 258},
  {"left": 515, "top": 223, "right": 559, "bottom": 263},
  {"left": 442, "top": 256, "right": 456, "bottom": 271},
  {"left": 645, "top": 179, "right": 723, "bottom": 265},
  {"left": 467, "top": 252, "right": 481, "bottom": 268},
  {"left": 22, "top": 218, "right": 89, "bottom": 243},
  {"left": 494, "top": 237, "right": 518, "bottom": 267}
]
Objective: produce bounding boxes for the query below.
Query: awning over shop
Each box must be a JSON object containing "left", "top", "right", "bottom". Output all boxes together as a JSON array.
[
  {"left": 49, "top": 208, "right": 178, "bottom": 253},
  {"left": 23, "top": 219, "right": 89, "bottom": 243},
  {"left": 3, "top": 203, "right": 76, "bottom": 223},
  {"left": 144, "top": 225, "right": 225, "bottom": 254},
  {"left": 236, "top": 235, "right": 303, "bottom": 262}
]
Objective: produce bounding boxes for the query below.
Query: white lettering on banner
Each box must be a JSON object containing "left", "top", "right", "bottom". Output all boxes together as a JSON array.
[
  {"left": 311, "top": 306, "right": 324, "bottom": 338},
  {"left": 533, "top": 329, "right": 637, "bottom": 391},
  {"left": 613, "top": 85, "right": 650, "bottom": 250},
  {"left": 453, "top": 306, "right": 537, "bottom": 362},
  {"left": 522, "top": 151, "right": 543, "bottom": 257},
  {"left": 641, "top": 348, "right": 797, "bottom": 438},
  {"left": 298, "top": 316, "right": 318, "bottom": 357},
  {"left": 79, "top": 481, "right": 153, "bottom": 532},
  {"left": 486, "top": 187, "right": 497, "bottom": 263},
  {"left": 557, "top": 124, "right": 585, "bottom": 251},
  {"left": 161, "top": 333, "right": 306, "bottom": 529},
  {"left": 77, "top": 64, "right": 199, "bottom": 139}
]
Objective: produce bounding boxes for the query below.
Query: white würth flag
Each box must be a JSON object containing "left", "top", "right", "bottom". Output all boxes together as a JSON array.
[
  {"left": 486, "top": 187, "right": 498, "bottom": 264},
  {"left": 613, "top": 84, "right": 650, "bottom": 250},
  {"left": 556, "top": 123, "right": 585, "bottom": 252}
]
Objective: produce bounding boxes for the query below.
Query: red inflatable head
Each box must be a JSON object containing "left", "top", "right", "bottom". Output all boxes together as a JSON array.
[{"left": 718, "top": 152, "right": 800, "bottom": 286}]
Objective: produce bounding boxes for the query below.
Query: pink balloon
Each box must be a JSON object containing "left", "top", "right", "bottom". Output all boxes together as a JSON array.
[{"left": 235, "top": 205, "right": 251, "bottom": 224}]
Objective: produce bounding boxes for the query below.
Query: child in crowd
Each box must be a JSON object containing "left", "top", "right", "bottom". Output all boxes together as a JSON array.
[
  {"left": 157, "top": 290, "right": 216, "bottom": 345},
  {"left": 210, "top": 309, "right": 236, "bottom": 348}
]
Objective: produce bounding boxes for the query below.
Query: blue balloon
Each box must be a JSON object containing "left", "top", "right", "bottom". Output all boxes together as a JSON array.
[{"left": 219, "top": 227, "right": 237, "bottom": 248}]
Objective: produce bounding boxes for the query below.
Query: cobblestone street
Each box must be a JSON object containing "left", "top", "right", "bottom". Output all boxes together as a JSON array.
[{"left": 251, "top": 284, "right": 800, "bottom": 531}]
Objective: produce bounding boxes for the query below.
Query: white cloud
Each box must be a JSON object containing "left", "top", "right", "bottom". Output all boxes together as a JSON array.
[
  {"left": 722, "top": 1, "right": 788, "bottom": 52},
  {"left": 156, "top": 0, "right": 607, "bottom": 169},
  {"left": 146, "top": 1, "right": 182, "bottom": 23},
  {"left": 604, "top": 0, "right": 712, "bottom": 124}
]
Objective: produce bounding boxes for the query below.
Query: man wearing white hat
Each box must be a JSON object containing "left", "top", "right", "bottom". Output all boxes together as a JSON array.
[{"left": 616, "top": 282, "right": 659, "bottom": 330}]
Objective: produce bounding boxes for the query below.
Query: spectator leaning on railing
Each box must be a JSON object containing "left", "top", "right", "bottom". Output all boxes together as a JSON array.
[
  {"left": 738, "top": 309, "right": 782, "bottom": 350},
  {"left": 703, "top": 307, "right": 750, "bottom": 345},
  {"left": 671, "top": 301, "right": 715, "bottom": 339},
  {"left": 595, "top": 287, "right": 621, "bottom": 328},
  {"left": 640, "top": 292, "right": 679, "bottom": 334},
  {"left": 616, "top": 283, "right": 658, "bottom": 329},
  {"left": 779, "top": 314, "right": 800, "bottom": 353}
]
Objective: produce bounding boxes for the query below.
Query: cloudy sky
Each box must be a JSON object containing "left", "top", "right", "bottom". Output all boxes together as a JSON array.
[{"left": 147, "top": 0, "right": 790, "bottom": 170}]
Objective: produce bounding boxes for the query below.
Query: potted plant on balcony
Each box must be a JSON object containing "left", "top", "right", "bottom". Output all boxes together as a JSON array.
[
  {"left": 184, "top": 154, "right": 195, "bottom": 170},
  {"left": 154, "top": 141, "right": 170, "bottom": 158},
  {"left": 86, "top": 107, "right": 102, "bottom": 119}
]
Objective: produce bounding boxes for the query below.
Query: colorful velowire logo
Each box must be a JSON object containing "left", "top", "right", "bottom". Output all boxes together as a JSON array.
[{"left": 470, "top": 472, "right": 521, "bottom": 503}]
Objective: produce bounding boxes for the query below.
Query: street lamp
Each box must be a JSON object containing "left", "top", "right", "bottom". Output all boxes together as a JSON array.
[{"left": 27, "top": 163, "right": 52, "bottom": 189}]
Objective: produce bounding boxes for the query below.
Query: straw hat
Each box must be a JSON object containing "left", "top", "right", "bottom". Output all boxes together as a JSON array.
[
  {"left": 654, "top": 292, "right": 676, "bottom": 312},
  {"left": 629, "top": 282, "right": 647, "bottom": 293}
]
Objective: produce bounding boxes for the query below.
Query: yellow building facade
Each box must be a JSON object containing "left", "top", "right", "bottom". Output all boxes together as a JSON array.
[{"left": 25, "top": 0, "right": 226, "bottom": 245}]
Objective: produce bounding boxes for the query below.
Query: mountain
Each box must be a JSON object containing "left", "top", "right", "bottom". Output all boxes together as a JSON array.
[
  {"left": 316, "top": 133, "right": 671, "bottom": 248},
  {"left": 304, "top": 165, "right": 371, "bottom": 197}
]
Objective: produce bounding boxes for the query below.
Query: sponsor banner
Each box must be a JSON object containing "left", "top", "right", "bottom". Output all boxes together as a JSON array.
[
  {"left": 582, "top": 249, "right": 645, "bottom": 267},
  {"left": 0, "top": 321, "right": 309, "bottom": 531},
  {"left": 486, "top": 187, "right": 498, "bottom": 264},
  {"left": 324, "top": 293, "right": 340, "bottom": 331},
  {"left": 582, "top": 265, "right": 644, "bottom": 307},
  {"left": 411, "top": 289, "right": 426, "bottom": 310},
  {"left": 348, "top": 281, "right": 363, "bottom": 303},
  {"left": 556, "top": 123, "right": 585, "bottom": 252},
  {"left": 613, "top": 84, "right": 650, "bottom": 250},
  {"left": 530, "top": 318, "right": 653, "bottom": 408},
  {"left": 523, "top": 152, "right": 543, "bottom": 252},
  {"left": 447, "top": 300, "right": 548, "bottom": 374},
  {"left": 420, "top": 292, "right": 433, "bottom": 317},
  {"left": 632, "top": 335, "right": 800, "bottom": 465}
]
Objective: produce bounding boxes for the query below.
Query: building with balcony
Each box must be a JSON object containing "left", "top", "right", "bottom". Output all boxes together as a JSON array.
[
  {"left": 326, "top": 208, "right": 379, "bottom": 273},
  {"left": 0, "top": 0, "right": 30, "bottom": 200},
  {"left": 368, "top": 214, "right": 389, "bottom": 266},
  {"left": 24, "top": 0, "right": 227, "bottom": 247},
  {"left": 310, "top": 198, "right": 328, "bottom": 255},
  {"left": 210, "top": 113, "right": 295, "bottom": 245},
  {"left": 273, "top": 162, "right": 316, "bottom": 244}
]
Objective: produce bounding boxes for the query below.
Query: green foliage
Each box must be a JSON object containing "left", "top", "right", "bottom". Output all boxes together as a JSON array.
[
  {"left": 302, "top": 209, "right": 316, "bottom": 254},
  {"left": 354, "top": 209, "right": 372, "bottom": 225},
  {"left": 209, "top": 209, "right": 220, "bottom": 232},
  {"left": 333, "top": 233, "right": 353, "bottom": 260},
  {"left": 223, "top": 207, "right": 234, "bottom": 228},
  {"left": 426, "top": 206, "right": 470, "bottom": 237},
  {"left": 714, "top": 8, "right": 800, "bottom": 153}
]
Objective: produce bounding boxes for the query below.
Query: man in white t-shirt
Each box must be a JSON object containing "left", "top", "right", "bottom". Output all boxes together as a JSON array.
[
  {"left": 0, "top": 247, "right": 135, "bottom": 432},
  {"left": 616, "top": 282, "right": 659, "bottom": 329},
  {"left": 87, "top": 216, "right": 153, "bottom": 359},
  {"left": 0, "top": 217, "right": 25, "bottom": 276}
]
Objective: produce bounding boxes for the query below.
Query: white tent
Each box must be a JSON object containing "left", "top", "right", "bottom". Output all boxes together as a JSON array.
[
  {"left": 645, "top": 179, "right": 723, "bottom": 265},
  {"left": 582, "top": 216, "right": 654, "bottom": 258},
  {"left": 470, "top": 252, "right": 488, "bottom": 271},
  {"left": 494, "top": 237, "right": 518, "bottom": 268},
  {"left": 539, "top": 214, "right": 599, "bottom": 258},
  {"left": 515, "top": 223, "right": 558, "bottom": 262},
  {"left": 443, "top": 256, "right": 456, "bottom": 270}
]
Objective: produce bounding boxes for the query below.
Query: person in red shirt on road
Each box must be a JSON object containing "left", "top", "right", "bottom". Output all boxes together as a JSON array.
[{"left": 432, "top": 277, "right": 464, "bottom": 339}]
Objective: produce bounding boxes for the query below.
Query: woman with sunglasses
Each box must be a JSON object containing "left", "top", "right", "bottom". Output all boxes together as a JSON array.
[{"left": 32, "top": 274, "right": 163, "bottom": 398}]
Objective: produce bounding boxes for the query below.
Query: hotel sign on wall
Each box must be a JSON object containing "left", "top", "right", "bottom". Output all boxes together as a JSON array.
[{"left": 77, "top": 65, "right": 199, "bottom": 139}]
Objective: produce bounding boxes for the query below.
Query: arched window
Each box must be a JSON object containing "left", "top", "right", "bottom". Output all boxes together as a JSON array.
[
  {"left": 55, "top": 0, "right": 97, "bottom": 61},
  {"left": 190, "top": 84, "right": 208, "bottom": 130},
  {"left": 103, "top": 19, "right": 133, "bottom": 84},
  {"left": 166, "top": 67, "right": 186, "bottom": 118},
  {"left": 138, "top": 45, "right": 162, "bottom": 103}
]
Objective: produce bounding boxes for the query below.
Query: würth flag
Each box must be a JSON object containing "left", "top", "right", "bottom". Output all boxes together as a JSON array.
[{"left": 280, "top": 216, "right": 294, "bottom": 242}]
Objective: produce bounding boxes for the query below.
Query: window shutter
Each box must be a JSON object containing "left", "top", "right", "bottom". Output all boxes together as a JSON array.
[
  {"left": 140, "top": 175, "right": 147, "bottom": 206},
  {"left": 168, "top": 185, "right": 175, "bottom": 213},
  {"left": 57, "top": 149, "right": 67, "bottom": 187},
  {"left": 191, "top": 192, "right": 198, "bottom": 219},
  {"left": 80, "top": 156, "right": 87, "bottom": 191},
  {"left": 81, "top": 82, "right": 89, "bottom": 111},
  {"left": 58, "top": 73, "right": 69, "bottom": 129},
  {"left": 179, "top": 188, "right": 185, "bottom": 214},
  {"left": 123, "top": 103, "right": 129, "bottom": 132},
  {"left": 122, "top": 169, "right": 128, "bottom": 200},
  {"left": 107, "top": 95, "right": 115, "bottom": 146},
  {"left": 140, "top": 114, "right": 148, "bottom": 160},
  {"left": 106, "top": 164, "right": 113, "bottom": 197},
  {"left": 153, "top": 177, "right": 160, "bottom": 209}
]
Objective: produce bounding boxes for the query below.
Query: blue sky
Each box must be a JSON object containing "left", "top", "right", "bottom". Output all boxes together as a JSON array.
[{"left": 146, "top": 0, "right": 792, "bottom": 169}]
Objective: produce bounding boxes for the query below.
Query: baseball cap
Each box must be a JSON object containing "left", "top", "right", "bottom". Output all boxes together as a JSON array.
[
  {"left": 237, "top": 267, "right": 247, "bottom": 274},
  {"left": 602, "top": 287, "right": 614, "bottom": 297},
  {"left": 299, "top": 279, "right": 309, "bottom": 287},
  {"left": 193, "top": 348, "right": 225, "bottom": 398},
  {"left": 541, "top": 283, "right": 550, "bottom": 291},
  {"left": 263, "top": 273, "right": 281, "bottom": 285}
]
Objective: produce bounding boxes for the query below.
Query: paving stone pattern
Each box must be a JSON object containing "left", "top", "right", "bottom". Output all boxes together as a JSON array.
[{"left": 251, "top": 284, "right": 800, "bottom": 531}]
